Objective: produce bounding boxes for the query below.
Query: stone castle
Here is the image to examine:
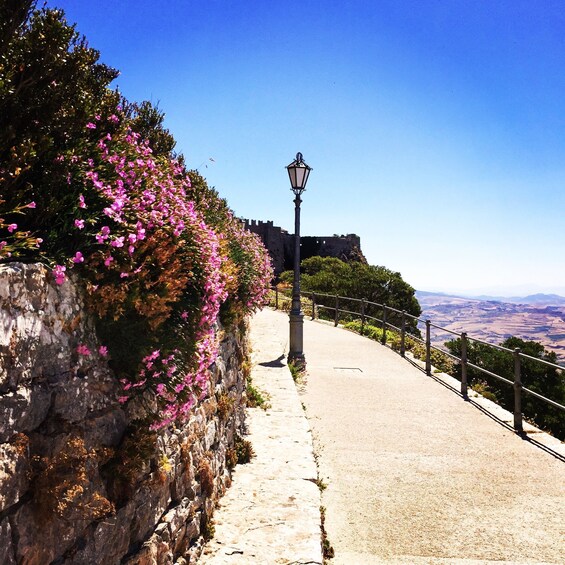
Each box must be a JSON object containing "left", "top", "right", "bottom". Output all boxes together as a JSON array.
[{"left": 244, "top": 219, "right": 366, "bottom": 276}]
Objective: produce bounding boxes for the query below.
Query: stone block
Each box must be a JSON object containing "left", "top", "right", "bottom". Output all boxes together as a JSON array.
[
  {"left": 12, "top": 502, "right": 84, "bottom": 564},
  {"left": 129, "top": 484, "right": 172, "bottom": 546},
  {"left": 0, "top": 385, "right": 51, "bottom": 442},
  {"left": 83, "top": 408, "right": 127, "bottom": 448},
  {"left": 204, "top": 420, "right": 216, "bottom": 450},
  {"left": 66, "top": 502, "right": 135, "bottom": 565},
  {"left": 0, "top": 441, "right": 30, "bottom": 513},
  {"left": 0, "top": 518, "right": 16, "bottom": 565}
]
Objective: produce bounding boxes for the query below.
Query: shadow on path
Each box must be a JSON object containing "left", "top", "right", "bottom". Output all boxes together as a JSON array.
[{"left": 258, "top": 353, "right": 286, "bottom": 368}]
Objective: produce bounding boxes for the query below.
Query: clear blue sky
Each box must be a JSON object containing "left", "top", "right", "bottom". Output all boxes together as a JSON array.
[{"left": 47, "top": 0, "right": 565, "bottom": 295}]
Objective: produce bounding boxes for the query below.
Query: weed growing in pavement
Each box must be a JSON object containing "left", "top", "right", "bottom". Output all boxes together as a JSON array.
[
  {"left": 320, "top": 505, "right": 335, "bottom": 561},
  {"left": 470, "top": 379, "right": 499, "bottom": 403},
  {"left": 203, "top": 519, "right": 215, "bottom": 541},
  {"left": 288, "top": 360, "right": 305, "bottom": 383},
  {"left": 315, "top": 478, "right": 327, "bottom": 492},
  {"left": 234, "top": 435, "right": 255, "bottom": 464},
  {"left": 246, "top": 378, "right": 270, "bottom": 409}
]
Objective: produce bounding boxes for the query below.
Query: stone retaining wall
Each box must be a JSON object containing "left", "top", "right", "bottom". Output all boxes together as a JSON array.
[{"left": 0, "top": 263, "right": 248, "bottom": 564}]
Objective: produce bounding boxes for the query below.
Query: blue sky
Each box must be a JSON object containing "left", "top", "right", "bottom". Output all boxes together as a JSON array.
[{"left": 48, "top": 0, "right": 565, "bottom": 295}]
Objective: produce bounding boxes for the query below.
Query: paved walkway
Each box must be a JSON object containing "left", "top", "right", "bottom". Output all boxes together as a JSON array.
[{"left": 201, "top": 308, "right": 565, "bottom": 565}]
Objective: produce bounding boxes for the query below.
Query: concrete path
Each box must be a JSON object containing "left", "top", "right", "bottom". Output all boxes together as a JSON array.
[
  {"left": 199, "top": 309, "right": 322, "bottom": 564},
  {"left": 299, "top": 311, "right": 565, "bottom": 565}
]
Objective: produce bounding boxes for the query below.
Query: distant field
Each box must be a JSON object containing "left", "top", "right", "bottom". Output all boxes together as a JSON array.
[{"left": 416, "top": 291, "right": 565, "bottom": 364}]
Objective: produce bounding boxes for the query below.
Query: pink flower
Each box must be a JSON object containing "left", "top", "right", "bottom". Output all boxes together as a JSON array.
[
  {"left": 118, "top": 396, "right": 129, "bottom": 404},
  {"left": 74, "top": 219, "right": 85, "bottom": 229},
  {"left": 99, "top": 346, "right": 108, "bottom": 357},
  {"left": 77, "top": 344, "right": 91, "bottom": 356},
  {"left": 26, "top": 201, "right": 36, "bottom": 208},
  {"left": 181, "top": 311, "right": 189, "bottom": 320},
  {"left": 78, "top": 194, "right": 87, "bottom": 209},
  {"left": 104, "top": 255, "right": 114, "bottom": 267},
  {"left": 52, "top": 264, "right": 66, "bottom": 285},
  {"left": 72, "top": 251, "right": 84, "bottom": 263},
  {"left": 7, "top": 224, "right": 17, "bottom": 233},
  {"left": 96, "top": 225, "right": 111, "bottom": 244},
  {"left": 86, "top": 122, "right": 96, "bottom": 129}
]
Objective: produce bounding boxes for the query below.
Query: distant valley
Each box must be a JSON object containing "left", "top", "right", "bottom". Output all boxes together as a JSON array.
[{"left": 416, "top": 291, "right": 565, "bottom": 364}]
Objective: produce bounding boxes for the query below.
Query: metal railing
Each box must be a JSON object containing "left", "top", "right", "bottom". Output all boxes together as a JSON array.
[{"left": 270, "top": 286, "right": 565, "bottom": 434}]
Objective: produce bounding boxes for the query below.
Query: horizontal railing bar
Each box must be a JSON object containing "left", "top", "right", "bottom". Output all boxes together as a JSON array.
[
  {"left": 443, "top": 349, "right": 462, "bottom": 363},
  {"left": 404, "top": 312, "right": 421, "bottom": 321},
  {"left": 363, "top": 300, "right": 383, "bottom": 308},
  {"left": 364, "top": 315, "right": 383, "bottom": 324},
  {"left": 518, "top": 352, "right": 565, "bottom": 371},
  {"left": 522, "top": 387, "right": 565, "bottom": 410},
  {"left": 429, "top": 344, "right": 460, "bottom": 362},
  {"left": 466, "top": 336, "right": 516, "bottom": 354},
  {"left": 340, "top": 296, "right": 363, "bottom": 304},
  {"left": 466, "top": 362, "right": 515, "bottom": 387},
  {"left": 387, "top": 323, "right": 402, "bottom": 332},
  {"left": 429, "top": 322, "right": 461, "bottom": 336},
  {"left": 383, "top": 305, "right": 404, "bottom": 315},
  {"left": 406, "top": 335, "right": 425, "bottom": 344},
  {"left": 339, "top": 309, "right": 360, "bottom": 317},
  {"left": 306, "top": 291, "right": 337, "bottom": 299}
]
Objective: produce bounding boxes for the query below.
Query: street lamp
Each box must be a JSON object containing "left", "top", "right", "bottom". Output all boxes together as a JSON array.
[{"left": 286, "top": 152, "right": 312, "bottom": 367}]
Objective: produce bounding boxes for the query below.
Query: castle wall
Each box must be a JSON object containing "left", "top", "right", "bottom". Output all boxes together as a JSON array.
[{"left": 244, "top": 220, "right": 366, "bottom": 275}]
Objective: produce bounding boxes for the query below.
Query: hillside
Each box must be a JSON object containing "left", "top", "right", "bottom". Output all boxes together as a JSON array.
[{"left": 417, "top": 291, "right": 565, "bottom": 363}]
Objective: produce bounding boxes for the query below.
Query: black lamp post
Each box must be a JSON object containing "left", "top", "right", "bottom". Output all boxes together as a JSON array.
[{"left": 286, "top": 152, "right": 312, "bottom": 367}]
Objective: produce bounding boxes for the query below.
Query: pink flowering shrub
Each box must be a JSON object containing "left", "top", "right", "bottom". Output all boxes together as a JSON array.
[{"left": 1, "top": 108, "right": 271, "bottom": 429}]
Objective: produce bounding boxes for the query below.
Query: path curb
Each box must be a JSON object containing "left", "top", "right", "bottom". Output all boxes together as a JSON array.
[{"left": 199, "top": 310, "right": 323, "bottom": 564}]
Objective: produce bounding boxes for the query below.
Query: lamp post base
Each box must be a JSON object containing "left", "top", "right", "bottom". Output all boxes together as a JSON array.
[{"left": 288, "top": 311, "right": 306, "bottom": 370}]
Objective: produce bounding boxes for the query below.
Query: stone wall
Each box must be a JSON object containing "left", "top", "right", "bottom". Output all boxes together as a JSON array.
[{"left": 0, "top": 263, "right": 248, "bottom": 564}]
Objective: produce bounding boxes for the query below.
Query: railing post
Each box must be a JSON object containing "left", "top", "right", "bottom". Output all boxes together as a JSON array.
[
  {"left": 400, "top": 311, "right": 406, "bottom": 357},
  {"left": 360, "top": 299, "right": 366, "bottom": 335},
  {"left": 460, "top": 332, "right": 468, "bottom": 397},
  {"left": 381, "top": 305, "right": 387, "bottom": 345},
  {"left": 425, "top": 320, "right": 431, "bottom": 376},
  {"left": 334, "top": 295, "right": 339, "bottom": 327},
  {"left": 275, "top": 286, "right": 279, "bottom": 310},
  {"left": 513, "top": 348, "right": 523, "bottom": 433},
  {"left": 311, "top": 292, "right": 316, "bottom": 320}
]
